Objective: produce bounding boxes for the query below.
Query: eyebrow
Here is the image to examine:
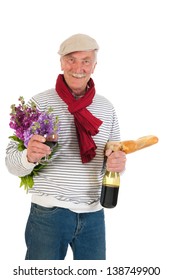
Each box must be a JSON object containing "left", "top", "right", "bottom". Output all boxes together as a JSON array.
[{"left": 67, "top": 54, "right": 92, "bottom": 60}]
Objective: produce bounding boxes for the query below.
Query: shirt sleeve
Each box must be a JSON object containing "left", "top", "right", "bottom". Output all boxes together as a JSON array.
[
  {"left": 5, "top": 140, "right": 36, "bottom": 177},
  {"left": 108, "top": 106, "right": 121, "bottom": 142}
]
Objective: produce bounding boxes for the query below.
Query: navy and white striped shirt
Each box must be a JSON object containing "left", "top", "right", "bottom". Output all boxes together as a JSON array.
[{"left": 5, "top": 88, "right": 120, "bottom": 212}]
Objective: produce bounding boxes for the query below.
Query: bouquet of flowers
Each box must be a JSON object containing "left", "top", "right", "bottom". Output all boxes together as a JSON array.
[{"left": 9, "top": 96, "right": 60, "bottom": 191}]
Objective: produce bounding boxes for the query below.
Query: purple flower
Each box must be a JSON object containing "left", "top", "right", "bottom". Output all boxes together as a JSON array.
[
  {"left": 23, "top": 111, "right": 59, "bottom": 147},
  {"left": 9, "top": 96, "right": 60, "bottom": 192},
  {"left": 9, "top": 97, "right": 41, "bottom": 141},
  {"left": 9, "top": 96, "right": 60, "bottom": 147}
]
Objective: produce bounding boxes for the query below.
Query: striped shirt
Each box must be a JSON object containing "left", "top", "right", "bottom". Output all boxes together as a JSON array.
[{"left": 5, "top": 88, "right": 120, "bottom": 212}]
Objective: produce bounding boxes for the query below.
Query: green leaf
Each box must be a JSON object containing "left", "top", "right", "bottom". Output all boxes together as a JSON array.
[
  {"left": 15, "top": 140, "right": 59, "bottom": 192},
  {"left": 9, "top": 136, "right": 25, "bottom": 151},
  {"left": 19, "top": 174, "right": 34, "bottom": 190}
]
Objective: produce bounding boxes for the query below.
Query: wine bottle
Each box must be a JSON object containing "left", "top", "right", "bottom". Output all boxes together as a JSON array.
[{"left": 100, "top": 171, "right": 120, "bottom": 208}]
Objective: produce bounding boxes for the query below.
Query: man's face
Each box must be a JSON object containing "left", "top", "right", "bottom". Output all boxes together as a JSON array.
[{"left": 60, "top": 51, "right": 97, "bottom": 97}]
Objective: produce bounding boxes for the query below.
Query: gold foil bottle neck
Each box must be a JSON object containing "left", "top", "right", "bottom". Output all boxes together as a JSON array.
[{"left": 102, "top": 171, "right": 120, "bottom": 188}]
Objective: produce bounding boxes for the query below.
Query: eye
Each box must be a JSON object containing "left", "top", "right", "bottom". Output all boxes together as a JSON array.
[
  {"left": 83, "top": 59, "right": 92, "bottom": 66},
  {"left": 66, "top": 57, "right": 75, "bottom": 64}
]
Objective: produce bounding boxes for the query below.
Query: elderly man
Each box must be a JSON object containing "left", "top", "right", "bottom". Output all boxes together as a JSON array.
[{"left": 5, "top": 33, "right": 126, "bottom": 260}]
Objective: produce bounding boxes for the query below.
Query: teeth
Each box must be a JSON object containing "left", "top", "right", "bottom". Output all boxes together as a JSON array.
[{"left": 72, "top": 73, "right": 86, "bottom": 78}]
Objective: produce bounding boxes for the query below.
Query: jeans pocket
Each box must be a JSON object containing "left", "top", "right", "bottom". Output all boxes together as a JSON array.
[{"left": 31, "top": 203, "right": 59, "bottom": 215}]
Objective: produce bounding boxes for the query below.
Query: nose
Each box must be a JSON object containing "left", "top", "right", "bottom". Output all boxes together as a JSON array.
[{"left": 73, "top": 60, "right": 83, "bottom": 73}]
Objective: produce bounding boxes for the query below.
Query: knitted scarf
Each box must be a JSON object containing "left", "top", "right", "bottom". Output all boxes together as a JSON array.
[{"left": 55, "top": 74, "right": 103, "bottom": 163}]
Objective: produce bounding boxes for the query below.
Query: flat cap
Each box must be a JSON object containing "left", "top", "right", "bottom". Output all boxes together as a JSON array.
[{"left": 58, "top": 33, "right": 99, "bottom": 56}]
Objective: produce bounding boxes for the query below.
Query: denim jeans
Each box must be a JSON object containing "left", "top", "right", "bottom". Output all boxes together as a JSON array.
[{"left": 25, "top": 203, "right": 106, "bottom": 260}]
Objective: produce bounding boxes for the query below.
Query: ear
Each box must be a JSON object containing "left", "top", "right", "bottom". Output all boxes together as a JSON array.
[{"left": 60, "top": 58, "right": 64, "bottom": 71}]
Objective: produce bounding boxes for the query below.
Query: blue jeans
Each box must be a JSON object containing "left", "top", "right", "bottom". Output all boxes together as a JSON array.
[{"left": 25, "top": 203, "right": 106, "bottom": 260}]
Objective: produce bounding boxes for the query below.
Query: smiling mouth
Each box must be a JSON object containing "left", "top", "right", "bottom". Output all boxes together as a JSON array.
[{"left": 71, "top": 73, "right": 86, "bottom": 79}]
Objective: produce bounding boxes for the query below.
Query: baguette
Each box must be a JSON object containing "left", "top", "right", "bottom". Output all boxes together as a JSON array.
[{"left": 106, "top": 135, "right": 159, "bottom": 154}]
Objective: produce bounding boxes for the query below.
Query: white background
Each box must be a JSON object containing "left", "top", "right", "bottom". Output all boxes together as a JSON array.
[{"left": 0, "top": 0, "right": 172, "bottom": 279}]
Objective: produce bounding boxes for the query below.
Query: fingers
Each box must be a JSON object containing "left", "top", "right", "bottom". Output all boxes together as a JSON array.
[
  {"left": 105, "top": 148, "right": 113, "bottom": 157},
  {"left": 26, "top": 135, "right": 51, "bottom": 163},
  {"left": 106, "top": 151, "right": 127, "bottom": 173},
  {"left": 29, "top": 134, "right": 46, "bottom": 143}
]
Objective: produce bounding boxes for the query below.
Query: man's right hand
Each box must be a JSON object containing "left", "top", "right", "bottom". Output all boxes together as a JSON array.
[{"left": 26, "top": 135, "right": 51, "bottom": 163}]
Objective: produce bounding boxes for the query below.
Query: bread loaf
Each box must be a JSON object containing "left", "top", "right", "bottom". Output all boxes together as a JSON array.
[{"left": 106, "top": 135, "right": 158, "bottom": 154}]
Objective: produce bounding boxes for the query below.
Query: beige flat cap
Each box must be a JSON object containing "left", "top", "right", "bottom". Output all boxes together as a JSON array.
[{"left": 58, "top": 33, "right": 99, "bottom": 56}]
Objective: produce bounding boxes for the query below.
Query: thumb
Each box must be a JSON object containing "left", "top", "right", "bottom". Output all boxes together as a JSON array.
[{"left": 105, "top": 148, "right": 113, "bottom": 157}]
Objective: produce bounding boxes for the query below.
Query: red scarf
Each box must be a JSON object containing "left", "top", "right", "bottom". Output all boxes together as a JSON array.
[{"left": 55, "top": 74, "right": 103, "bottom": 163}]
